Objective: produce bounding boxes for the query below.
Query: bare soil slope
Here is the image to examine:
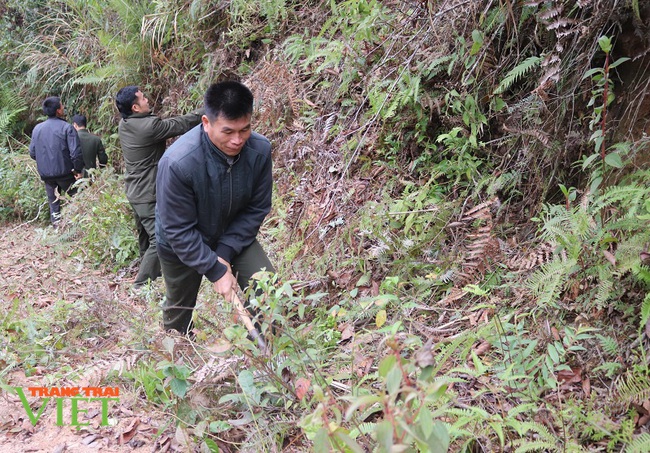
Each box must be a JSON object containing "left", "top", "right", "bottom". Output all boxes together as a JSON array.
[{"left": 0, "top": 223, "right": 185, "bottom": 452}]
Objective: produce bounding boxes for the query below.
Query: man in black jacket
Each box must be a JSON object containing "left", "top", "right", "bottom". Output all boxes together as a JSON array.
[
  {"left": 29, "top": 96, "right": 84, "bottom": 225},
  {"left": 156, "top": 81, "right": 274, "bottom": 335}
]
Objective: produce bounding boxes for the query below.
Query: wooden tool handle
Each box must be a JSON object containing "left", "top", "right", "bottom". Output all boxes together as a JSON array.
[{"left": 231, "top": 293, "right": 267, "bottom": 352}]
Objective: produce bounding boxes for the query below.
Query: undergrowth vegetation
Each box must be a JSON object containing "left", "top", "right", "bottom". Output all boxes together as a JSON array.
[{"left": 1, "top": 0, "right": 649, "bottom": 451}]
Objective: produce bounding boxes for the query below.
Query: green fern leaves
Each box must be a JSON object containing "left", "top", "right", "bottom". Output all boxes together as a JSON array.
[
  {"left": 0, "top": 85, "right": 27, "bottom": 136},
  {"left": 494, "top": 56, "right": 542, "bottom": 95}
]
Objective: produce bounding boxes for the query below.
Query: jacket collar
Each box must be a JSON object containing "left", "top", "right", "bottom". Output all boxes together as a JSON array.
[{"left": 123, "top": 112, "right": 154, "bottom": 121}]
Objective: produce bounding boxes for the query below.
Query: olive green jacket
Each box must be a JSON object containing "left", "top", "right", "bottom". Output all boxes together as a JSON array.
[
  {"left": 118, "top": 110, "right": 203, "bottom": 204},
  {"left": 77, "top": 128, "right": 108, "bottom": 171}
]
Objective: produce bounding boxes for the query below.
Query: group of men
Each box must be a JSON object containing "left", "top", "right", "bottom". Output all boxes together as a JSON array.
[
  {"left": 29, "top": 81, "right": 274, "bottom": 337},
  {"left": 28, "top": 99, "right": 107, "bottom": 224}
]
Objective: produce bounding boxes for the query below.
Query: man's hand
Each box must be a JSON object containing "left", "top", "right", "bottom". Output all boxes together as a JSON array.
[
  {"left": 218, "top": 256, "right": 232, "bottom": 274},
  {"left": 213, "top": 270, "right": 238, "bottom": 301}
]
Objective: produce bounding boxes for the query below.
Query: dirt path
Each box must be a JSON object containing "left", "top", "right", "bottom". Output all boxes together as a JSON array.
[{"left": 0, "top": 222, "right": 183, "bottom": 452}]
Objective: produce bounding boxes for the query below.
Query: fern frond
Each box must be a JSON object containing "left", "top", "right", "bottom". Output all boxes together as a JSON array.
[
  {"left": 594, "top": 185, "right": 647, "bottom": 218},
  {"left": 641, "top": 293, "right": 650, "bottom": 333},
  {"left": 0, "top": 112, "right": 11, "bottom": 132},
  {"left": 526, "top": 258, "right": 577, "bottom": 307},
  {"left": 593, "top": 268, "right": 615, "bottom": 309},
  {"left": 625, "top": 433, "right": 650, "bottom": 453},
  {"left": 446, "top": 406, "right": 492, "bottom": 421},
  {"left": 507, "top": 403, "right": 539, "bottom": 419},
  {"left": 432, "top": 375, "right": 468, "bottom": 387},
  {"left": 447, "top": 365, "right": 486, "bottom": 378},
  {"left": 507, "top": 242, "right": 555, "bottom": 272},
  {"left": 592, "top": 361, "right": 623, "bottom": 378},
  {"left": 70, "top": 75, "right": 108, "bottom": 86},
  {"left": 538, "top": 206, "right": 574, "bottom": 244},
  {"left": 614, "top": 372, "right": 650, "bottom": 406},
  {"left": 596, "top": 334, "right": 619, "bottom": 356},
  {"left": 431, "top": 331, "right": 477, "bottom": 375},
  {"left": 0, "top": 84, "right": 27, "bottom": 135},
  {"left": 510, "top": 420, "right": 556, "bottom": 441},
  {"left": 633, "top": 265, "right": 650, "bottom": 285},
  {"left": 421, "top": 55, "right": 455, "bottom": 80},
  {"left": 461, "top": 197, "right": 498, "bottom": 221},
  {"left": 538, "top": 6, "right": 562, "bottom": 21},
  {"left": 348, "top": 422, "right": 377, "bottom": 439},
  {"left": 495, "top": 56, "right": 542, "bottom": 95},
  {"left": 442, "top": 422, "right": 474, "bottom": 441},
  {"left": 513, "top": 440, "right": 559, "bottom": 452}
]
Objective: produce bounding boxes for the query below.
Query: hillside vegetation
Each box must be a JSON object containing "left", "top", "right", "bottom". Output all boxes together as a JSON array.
[{"left": 1, "top": 0, "right": 649, "bottom": 451}]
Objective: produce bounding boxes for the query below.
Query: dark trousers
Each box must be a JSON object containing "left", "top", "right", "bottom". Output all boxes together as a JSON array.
[
  {"left": 133, "top": 207, "right": 150, "bottom": 258},
  {"left": 131, "top": 202, "right": 161, "bottom": 286},
  {"left": 43, "top": 176, "right": 77, "bottom": 224},
  {"left": 160, "top": 239, "right": 275, "bottom": 335}
]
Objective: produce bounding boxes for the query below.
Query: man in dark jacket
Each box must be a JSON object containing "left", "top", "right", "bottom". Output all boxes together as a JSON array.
[
  {"left": 156, "top": 81, "right": 274, "bottom": 336},
  {"left": 29, "top": 96, "right": 84, "bottom": 225},
  {"left": 115, "top": 86, "right": 203, "bottom": 287},
  {"left": 72, "top": 114, "right": 108, "bottom": 177}
]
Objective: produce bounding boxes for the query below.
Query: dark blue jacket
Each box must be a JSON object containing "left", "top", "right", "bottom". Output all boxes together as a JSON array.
[
  {"left": 156, "top": 125, "right": 272, "bottom": 282},
  {"left": 29, "top": 117, "right": 83, "bottom": 180}
]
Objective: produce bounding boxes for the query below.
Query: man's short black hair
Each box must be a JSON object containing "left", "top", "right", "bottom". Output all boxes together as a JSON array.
[
  {"left": 204, "top": 81, "right": 253, "bottom": 121},
  {"left": 72, "top": 114, "right": 87, "bottom": 127},
  {"left": 43, "top": 97, "right": 61, "bottom": 118},
  {"left": 115, "top": 85, "right": 139, "bottom": 119}
]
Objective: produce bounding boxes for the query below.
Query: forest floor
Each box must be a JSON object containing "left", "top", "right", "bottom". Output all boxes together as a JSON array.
[
  {"left": 0, "top": 221, "right": 200, "bottom": 453},
  {"left": 1, "top": 213, "right": 649, "bottom": 453}
]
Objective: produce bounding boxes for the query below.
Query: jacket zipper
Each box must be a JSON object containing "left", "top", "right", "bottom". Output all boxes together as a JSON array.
[
  {"left": 226, "top": 154, "right": 240, "bottom": 217},
  {"left": 227, "top": 162, "right": 233, "bottom": 217}
]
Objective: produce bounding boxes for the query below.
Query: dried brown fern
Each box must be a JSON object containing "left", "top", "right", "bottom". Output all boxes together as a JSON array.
[
  {"left": 246, "top": 60, "right": 304, "bottom": 131},
  {"left": 436, "top": 197, "right": 501, "bottom": 305},
  {"left": 452, "top": 197, "right": 500, "bottom": 287},
  {"left": 193, "top": 355, "right": 239, "bottom": 386},
  {"left": 73, "top": 353, "right": 144, "bottom": 388},
  {"left": 506, "top": 241, "right": 557, "bottom": 272}
]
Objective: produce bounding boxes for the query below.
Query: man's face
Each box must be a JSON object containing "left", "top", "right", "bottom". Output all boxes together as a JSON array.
[
  {"left": 57, "top": 103, "right": 65, "bottom": 118},
  {"left": 202, "top": 114, "right": 252, "bottom": 157},
  {"left": 132, "top": 90, "right": 151, "bottom": 114}
]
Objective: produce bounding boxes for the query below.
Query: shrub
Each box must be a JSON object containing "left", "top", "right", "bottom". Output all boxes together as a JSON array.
[
  {"left": 62, "top": 169, "right": 138, "bottom": 270},
  {"left": 0, "top": 146, "right": 48, "bottom": 222}
]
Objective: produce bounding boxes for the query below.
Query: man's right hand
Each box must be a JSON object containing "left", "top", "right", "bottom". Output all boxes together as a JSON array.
[{"left": 213, "top": 271, "right": 238, "bottom": 301}]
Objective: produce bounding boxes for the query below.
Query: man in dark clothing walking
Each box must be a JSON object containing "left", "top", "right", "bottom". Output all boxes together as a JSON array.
[
  {"left": 72, "top": 114, "right": 108, "bottom": 177},
  {"left": 115, "top": 86, "right": 203, "bottom": 288},
  {"left": 156, "top": 81, "right": 274, "bottom": 336},
  {"left": 29, "top": 96, "right": 84, "bottom": 225}
]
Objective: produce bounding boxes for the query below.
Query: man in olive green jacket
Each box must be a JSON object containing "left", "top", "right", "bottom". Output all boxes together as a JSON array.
[
  {"left": 72, "top": 114, "right": 108, "bottom": 177},
  {"left": 115, "top": 86, "right": 203, "bottom": 287}
]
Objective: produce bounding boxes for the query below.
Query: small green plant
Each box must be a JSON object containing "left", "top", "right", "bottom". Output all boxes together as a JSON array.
[
  {"left": 124, "top": 362, "right": 172, "bottom": 407},
  {"left": 433, "top": 90, "right": 488, "bottom": 190},
  {"left": 158, "top": 360, "right": 192, "bottom": 399},
  {"left": 491, "top": 316, "right": 597, "bottom": 395},
  {"left": 581, "top": 36, "right": 631, "bottom": 193},
  {"left": 300, "top": 331, "right": 451, "bottom": 453}
]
